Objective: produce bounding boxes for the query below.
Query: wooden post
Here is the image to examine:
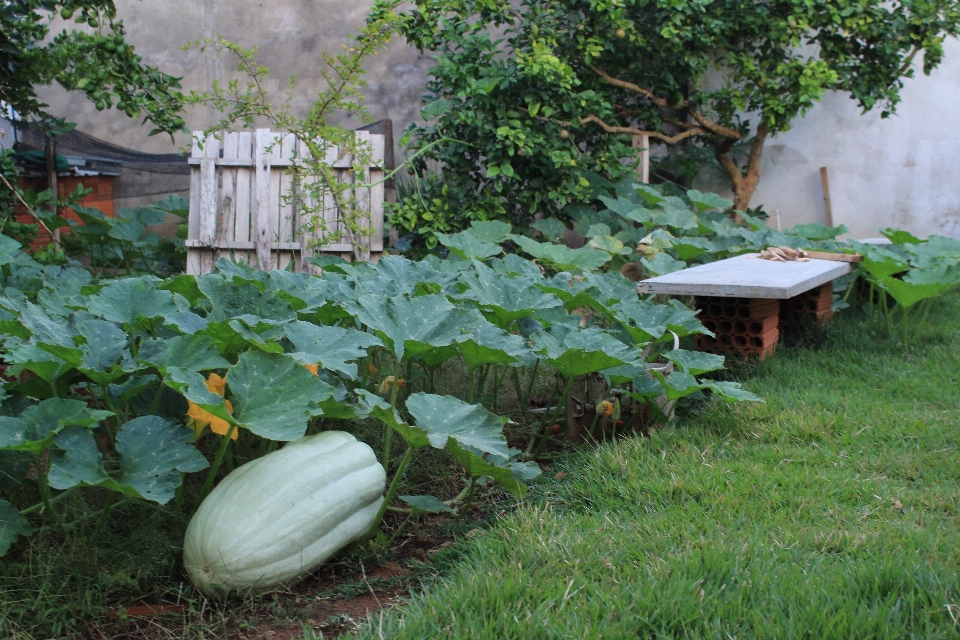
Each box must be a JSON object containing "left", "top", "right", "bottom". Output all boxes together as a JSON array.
[
  {"left": 819, "top": 166, "right": 833, "bottom": 227},
  {"left": 633, "top": 134, "right": 650, "bottom": 183},
  {"left": 254, "top": 128, "right": 273, "bottom": 271},
  {"left": 44, "top": 136, "right": 60, "bottom": 249}
]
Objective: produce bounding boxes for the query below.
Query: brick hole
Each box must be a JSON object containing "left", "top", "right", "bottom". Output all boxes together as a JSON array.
[
  {"left": 717, "top": 335, "right": 732, "bottom": 348},
  {"left": 722, "top": 304, "right": 737, "bottom": 317},
  {"left": 733, "top": 320, "right": 747, "bottom": 333},
  {"left": 734, "top": 335, "right": 748, "bottom": 347},
  {"left": 718, "top": 320, "right": 732, "bottom": 333}
]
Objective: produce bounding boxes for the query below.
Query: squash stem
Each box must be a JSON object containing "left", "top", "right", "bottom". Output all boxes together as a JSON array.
[
  {"left": 362, "top": 446, "right": 416, "bottom": 544},
  {"left": 198, "top": 425, "right": 237, "bottom": 503}
]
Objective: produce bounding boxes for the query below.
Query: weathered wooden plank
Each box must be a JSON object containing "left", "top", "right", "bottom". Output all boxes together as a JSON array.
[
  {"left": 187, "top": 133, "right": 203, "bottom": 248},
  {"left": 278, "top": 133, "right": 297, "bottom": 244},
  {"left": 185, "top": 239, "right": 308, "bottom": 250},
  {"left": 187, "top": 158, "right": 298, "bottom": 167},
  {"left": 220, "top": 132, "right": 238, "bottom": 243},
  {"left": 198, "top": 133, "right": 220, "bottom": 245},
  {"left": 254, "top": 129, "right": 273, "bottom": 271},
  {"left": 234, "top": 131, "right": 253, "bottom": 242},
  {"left": 369, "top": 167, "right": 384, "bottom": 252}
]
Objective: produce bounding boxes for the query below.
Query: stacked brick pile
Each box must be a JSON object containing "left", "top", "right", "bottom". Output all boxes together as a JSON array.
[
  {"left": 693, "top": 297, "right": 781, "bottom": 359},
  {"left": 780, "top": 283, "right": 834, "bottom": 328}
]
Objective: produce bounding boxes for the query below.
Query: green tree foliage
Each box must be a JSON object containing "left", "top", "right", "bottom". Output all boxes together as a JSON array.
[
  {"left": 1, "top": 0, "right": 185, "bottom": 133},
  {"left": 383, "top": 0, "right": 960, "bottom": 244}
]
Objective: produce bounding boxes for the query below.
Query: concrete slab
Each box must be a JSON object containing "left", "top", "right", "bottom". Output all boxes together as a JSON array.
[{"left": 637, "top": 253, "right": 851, "bottom": 299}]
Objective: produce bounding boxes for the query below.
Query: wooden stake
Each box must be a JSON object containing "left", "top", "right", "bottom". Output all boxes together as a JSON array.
[
  {"left": 45, "top": 137, "right": 61, "bottom": 249},
  {"left": 633, "top": 134, "right": 649, "bottom": 183},
  {"left": 819, "top": 166, "right": 833, "bottom": 227}
]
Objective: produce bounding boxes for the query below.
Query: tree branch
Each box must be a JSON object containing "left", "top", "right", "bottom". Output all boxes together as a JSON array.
[
  {"left": 587, "top": 65, "right": 741, "bottom": 140},
  {"left": 521, "top": 108, "right": 705, "bottom": 144}
]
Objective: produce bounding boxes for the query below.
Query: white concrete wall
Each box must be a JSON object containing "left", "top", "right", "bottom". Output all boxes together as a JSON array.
[
  {"left": 34, "top": 0, "right": 433, "bottom": 155},
  {"left": 699, "top": 40, "right": 960, "bottom": 241}
]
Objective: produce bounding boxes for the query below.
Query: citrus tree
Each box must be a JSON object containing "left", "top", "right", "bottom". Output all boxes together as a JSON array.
[{"left": 383, "top": 0, "right": 960, "bottom": 242}]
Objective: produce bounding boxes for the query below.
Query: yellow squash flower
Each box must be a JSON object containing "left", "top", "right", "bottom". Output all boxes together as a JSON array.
[{"left": 187, "top": 372, "right": 237, "bottom": 440}]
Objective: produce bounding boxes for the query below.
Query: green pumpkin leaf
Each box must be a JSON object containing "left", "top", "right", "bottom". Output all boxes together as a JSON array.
[
  {"left": 48, "top": 426, "right": 110, "bottom": 490},
  {"left": 650, "top": 370, "right": 702, "bottom": 402},
  {"left": 110, "top": 416, "right": 208, "bottom": 503},
  {"left": 530, "top": 326, "right": 641, "bottom": 378},
  {"left": 284, "top": 320, "right": 383, "bottom": 379},
  {"left": 613, "top": 299, "right": 709, "bottom": 344},
  {"left": 875, "top": 275, "right": 950, "bottom": 309},
  {"left": 355, "top": 389, "right": 430, "bottom": 448},
  {"left": 457, "top": 261, "right": 562, "bottom": 328},
  {"left": 88, "top": 278, "right": 179, "bottom": 328},
  {"left": 0, "top": 234, "right": 23, "bottom": 267},
  {"left": 0, "top": 499, "right": 32, "bottom": 556},
  {"left": 509, "top": 235, "right": 611, "bottom": 272},
  {"left": 531, "top": 218, "right": 568, "bottom": 243},
  {"left": 788, "top": 222, "right": 848, "bottom": 241},
  {"left": 137, "top": 335, "right": 230, "bottom": 373},
  {"left": 662, "top": 349, "right": 725, "bottom": 375},
  {"left": 640, "top": 252, "right": 686, "bottom": 276},
  {"left": 227, "top": 350, "right": 333, "bottom": 441},
  {"left": 686, "top": 190, "right": 732, "bottom": 212},
  {"left": 444, "top": 439, "right": 527, "bottom": 498},
  {"left": 399, "top": 494, "right": 455, "bottom": 514},
  {"left": 346, "top": 294, "right": 474, "bottom": 361},
  {"left": 405, "top": 392, "right": 510, "bottom": 459},
  {"left": 438, "top": 231, "right": 503, "bottom": 260},
  {"left": 633, "top": 183, "right": 665, "bottom": 206},
  {"left": 701, "top": 380, "right": 763, "bottom": 403},
  {"left": 0, "top": 399, "right": 112, "bottom": 454},
  {"left": 466, "top": 220, "right": 513, "bottom": 243},
  {"left": 457, "top": 315, "right": 530, "bottom": 369},
  {"left": 197, "top": 274, "right": 296, "bottom": 322},
  {"left": 588, "top": 235, "right": 630, "bottom": 255}
]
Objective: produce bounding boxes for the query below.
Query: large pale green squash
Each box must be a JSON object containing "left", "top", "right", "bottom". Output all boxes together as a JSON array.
[{"left": 184, "top": 431, "right": 385, "bottom": 597}]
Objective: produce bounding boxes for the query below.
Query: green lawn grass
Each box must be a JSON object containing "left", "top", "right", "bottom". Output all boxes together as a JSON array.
[{"left": 359, "top": 292, "right": 960, "bottom": 639}]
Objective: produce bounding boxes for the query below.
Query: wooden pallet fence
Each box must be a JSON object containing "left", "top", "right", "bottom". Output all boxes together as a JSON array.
[{"left": 186, "top": 129, "right": 385, "bottom": 275}]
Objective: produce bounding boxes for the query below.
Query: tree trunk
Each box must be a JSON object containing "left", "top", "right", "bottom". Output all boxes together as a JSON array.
[{"left": 715, "top": 122, "right": 768, "bottom": 220}]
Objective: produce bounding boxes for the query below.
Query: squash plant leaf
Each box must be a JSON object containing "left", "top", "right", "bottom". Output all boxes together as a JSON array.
[
  {"left": 879, "top": 228, "right": 923, "bottom": 245},
  {"left": 73, "top": 313, "right": 130, "bottom": 385},
  {"left": 650, "top": 370, "right": 703, "bottom": 402},
  {"left": 227, "top": 350, "right": 333, "bottom": 441},
  {"left": 633, "top": 183, "right": 666, "bottom": 206},
  {"left": 110, "top": 416, "right": 209, "bottom": 504},
  {"left": 466, "top": 220, "right": 513, "bottom": 243},
  {"left": 284, "top": 320, "right": 383, "bottom": 379},
  {"left": 457, "top": 261, "right": 561, "bottom": 328},
  {"left": 0, "top": 399, "right": 112, "bottom": 454},
  {"left": 437, "top": 231, "right": 503, "bottom": 260},
  {"left": 405, "top": 392, "right": 510, "bottom": 459},
  {"left": 444, "top": 439, "right": 527, "bottom": 498},
  {"left": 508, "top": 235, "right": 611, "bottom": 272},
  {"left": 354, "top": 389, "right": 430, "bottom": 449},
  {"left": 0, "top": 233, "right": 23, "bottom": 267},
  {"left": 87, "top": 278, "right": 179, "bottom": 328},
  {"left": 346, "top": 294, "right": 473, "bottom": 361},
  {"left": 48, "top": 426, "right": 110, "bottom": 490},
  {"left": 662, "top": 349, "right": 726, "bottom": 376},
  {"left": 686, "top": 190, "right": 732, "bottom": 212},
  {"left": 530, "top": 326, "right": 641, "bottom": 378},
  {"left": 399, "top": 495, "right": 455, "bottom": 514},
  {"left": 876, "top": 275, "right": 949, "bottom": 309},
  {"left": 614, "top": 299, "right": 709, "bottom": 343},
  {"left": 701, "top": 380, "right": 763, "bottom": 403},
  {"left": 640, "top": 252, "right": 686, "bottom": 276},
  {"left": 531, "top": 218, "right": 568, "bottom": 243},
  {"left": 457, "top": 315, "right": 530, "bottom": 369},
  {"left": 0, "top": 499, "right": 31, "bottom": 556},
  {"left": 197, "top": 274, "right": 296, "bottom": 322},
  {"left": 137, "top": 335, "right": 231, "bottom": 374}
]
